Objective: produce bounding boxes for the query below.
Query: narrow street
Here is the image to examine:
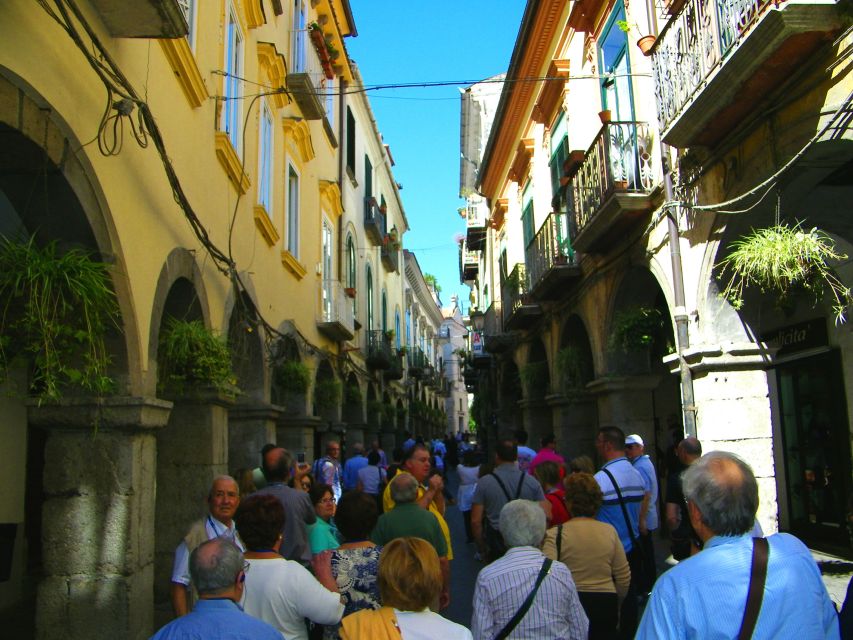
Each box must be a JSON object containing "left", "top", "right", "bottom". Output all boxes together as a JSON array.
[{"left": 442, "top": 468, "right": 483, "bottom": 628}]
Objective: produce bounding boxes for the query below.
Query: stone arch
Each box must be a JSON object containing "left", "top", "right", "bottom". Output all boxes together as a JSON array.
[
  {"left": 226, "top": 290, "right": 266, "bottom": 403},
  {"left": 497, "top": 359, "right": 522, "bottom": 436},
  {"left": 555, "top": 314, "right": 598, "bottom": 458},
  {"left": 521, "top": 338, "right": 551, "bottom": 446},
  {"left": 313, "top": 359, "right": 339, "bottom": 424},
  {"left": 342, "top": 372, "right": 363, "bottom": 424}
]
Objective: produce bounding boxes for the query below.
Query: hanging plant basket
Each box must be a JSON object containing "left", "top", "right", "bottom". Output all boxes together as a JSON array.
[
  {"left": 158, "top": 318, "right": 237, "bottom": 396},
  {"left": 717, "top": 222, "right": 852, "bottom": 324},
  {"left": 608, "top": 307, "right": 663, "bottom": 352},
  {"left": 637, "top": 35, "right": 656, "bottom": 56}
]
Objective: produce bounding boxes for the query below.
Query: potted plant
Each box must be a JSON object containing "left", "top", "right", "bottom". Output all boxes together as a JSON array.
[
  {"left": 637, "top": 35, "right": 656, "bottom": 56},
  {"left": 608, "top": 306, "right": 663, "bottom": 352},
  {"left": 344, "top": 287, "right": 356, "bottom": 299},
  {"left": 519, "top": 361, "right": 548, "bottom": 399},
  {"left": 273, "top": 359, "right": 311, "bottom": 396},
  {"left": 598, "top": 109, "right": 612, "bottom": 125},
  {"left": 717, "top": 222, "right": 852, "bottom": 323},
  {"left": 556, "top": 345, "right": 590, "bottom": 394},
  {"left": 0, "top": 236, "right": 119, "bottom": 402},
  {"left": 314, "top": 377, "right": 341, "bottom": 411},
  {"left": 158, "top": 317, "right": 237, "bottom": 396}
]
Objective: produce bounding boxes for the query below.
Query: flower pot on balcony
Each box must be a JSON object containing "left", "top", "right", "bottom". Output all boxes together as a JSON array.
[
  {"left": 344, "top": 287, "right": 356, "bottom": 299},
  {"left": 613, "top": 180, "right": 629, "bottom": 190},
  {"left": 637, "top": 35, "right": 656, "bottom": 56},
  {"left": 598, "top": 110, "right": 612, "bottom": 125}
]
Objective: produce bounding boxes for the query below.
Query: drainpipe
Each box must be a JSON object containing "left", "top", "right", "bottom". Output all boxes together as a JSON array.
[
  {"left": 660, "top": 142, "right": 697, "bottom": 437},
  {"left": 337, "top": 78, "right": 346, "bottom": 283}
]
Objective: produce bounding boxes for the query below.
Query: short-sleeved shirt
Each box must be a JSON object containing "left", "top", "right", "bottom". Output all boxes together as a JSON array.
[
  {"left": 594, "top": 457, "right": 645, "bottom": 553},
  {"left": 358, "top": 464, "right": 387, "bottom": 494},
  {"left": 308, "top": 517, "right": 341, "bottom": 554},
  {"left": 382, "top": 472, "right": 453, "bottom": 560},
  {"left": 472, "top": 462, "right": 546, "bottom": 527},
  {"left": 171, "top": 516, "right": 244, "bottom": 586},
  {"left": 665, "top": 465, "right": 695, "bottom": 540},
  {"left": 151, "top": 598, "right": 281, "bottom": 640},
  {"left": 631, "top": 454, "right": 659, "bottom": 530},
  {"left": 528, "top": 448, "right": 566, "bottom": 476},
  {"left": 371, "top": 502, "right": 448, "bottom": 557}
]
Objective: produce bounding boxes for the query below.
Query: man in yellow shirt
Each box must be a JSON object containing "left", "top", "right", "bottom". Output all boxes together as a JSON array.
[{"left": 382, "top": 444, "right": 453, "bottom": 561}]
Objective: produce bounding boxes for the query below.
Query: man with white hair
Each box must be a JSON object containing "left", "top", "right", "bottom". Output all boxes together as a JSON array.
[
  {"left": 154, "top": 538, "right": 280, "bottom": 639},
  {"left": 625, "top": 433, "right": 658, "bottom": 594},
  {"left": 472, "top": 500, "right": 588, "bottom": 640},
  {"left": 170, "top": 475, "right": 245, "bottom": 617},
  {"left": 637, "top": 451, "right": 839, "bottom": 639}
]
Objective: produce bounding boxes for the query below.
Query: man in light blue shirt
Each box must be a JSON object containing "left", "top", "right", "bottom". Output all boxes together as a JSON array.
[
  {"left": 342, "top": 442, "right": 368, "bottom": 491},
  {"left": 637, "top": 451, "right": 839, "bottom": 640},
  {"left": 626, "top": 433, "right": 658, "bottom": 595}
]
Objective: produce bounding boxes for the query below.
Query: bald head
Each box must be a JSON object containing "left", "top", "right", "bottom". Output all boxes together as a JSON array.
[
  {"left": 678, "top": 436, "right": 702, "bottom": 463},
  {"left": 263, "top": 447, "right": 292, "bottom": 482},
  {"left": 682, "top": 451, "right": 757, "bottom": 536},
  {"left": 390, "top": 472, "right": 419, "bottom": 504},
  {"left": 189, "top": 538, "right": 243, "bottom": 597}
]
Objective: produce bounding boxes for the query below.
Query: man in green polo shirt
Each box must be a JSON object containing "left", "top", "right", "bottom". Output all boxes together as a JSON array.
[{"left": 372, "top": 472, "right": 450, "bottom": 609}]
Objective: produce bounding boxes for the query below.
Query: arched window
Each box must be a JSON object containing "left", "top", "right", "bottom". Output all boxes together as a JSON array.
[
  {"left": 366, "top": 266, "right": 374, "bottom": 330},
  {"left": 381, "top": 291, "right": 388, "bottom": 334},
  {"left": 406, "top": 309, "right": 412, "bottom": 346},
  {"left": 347, "top": 234, "right": 357, "bottom": 319},
  {"left": 395, "top": 310, "right": 401, "bottom": 349}
]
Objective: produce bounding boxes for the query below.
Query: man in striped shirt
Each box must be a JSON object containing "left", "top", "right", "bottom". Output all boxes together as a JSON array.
[
  {"left": 594, "top": 426, "right": 645, "bottom": 639},
  {"left": 471, "top": 500, "right": 588, "bottom": 640}
]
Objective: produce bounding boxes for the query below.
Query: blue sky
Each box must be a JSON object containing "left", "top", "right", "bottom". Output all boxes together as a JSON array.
[{"left": 346, "top": 1, "right": 524, "bottom": 313}]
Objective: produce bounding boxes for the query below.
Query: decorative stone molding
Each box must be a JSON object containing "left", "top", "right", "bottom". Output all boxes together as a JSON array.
[
  {"left": 281, "top": 249, "right": 307, "bottom": 279},
  {"left": 253, "top": 204, "right": 280, "bottom": 246},
  {"left": 663, "top": 342, "right": 778, "bottom": 374},
  {"left": 243, "top": 0, "right": 266, "bottom": 28},
  {"left": 27, "top": 395, "right": 173, "bottom": 431},
  {"left": 319, "top": 179, "right": 343, "bottom": 217},
  {"left": 215, "top": 131, "right": 251, "bottom": 194},
  {"left": 257, "top": 42, "right": 288, "bottom": 108},
  {"left": 586, "top": 375, "right": 662, "bottom": 395},
  {"left": 282, "top": 118, "right": 315, "bottom": 163},
  {"left": 159, "top": 37, "right": 207, "bottom": 108}
]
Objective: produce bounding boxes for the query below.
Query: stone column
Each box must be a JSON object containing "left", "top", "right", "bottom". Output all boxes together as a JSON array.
[
  {"left": 277, "top": 415, "right": 322, "bottom": 462},
  {"left": 154, "top": 391, "right": 233, "bottom": 621},
  {"left": 520, "top": 399, "right": 552, "bottom": 447},
  {"left": 548, "top": 392, "right": 599, "bottom": 461},
  {"left": 589, "top": 375, "right": 660, "bottom": 440},
  {"left": 228, "top": 403, "right": 280, "bottom": 472},
  {"left": 29, "top": 397, "right": 171, "bottom": 640},
  {"left": 673, "top": 345, "right": 778, "bottom": 533}
]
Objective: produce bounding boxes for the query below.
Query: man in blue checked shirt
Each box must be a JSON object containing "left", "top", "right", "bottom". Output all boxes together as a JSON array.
[
  {"left": 594, "top": 426, "right": 645, "bottom": 639},
  {"left": 637, "top": 451, "right": 839, "bottom": 640}
]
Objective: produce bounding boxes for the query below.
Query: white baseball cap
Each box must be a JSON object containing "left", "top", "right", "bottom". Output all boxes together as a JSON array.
[{"left": 625, "top": 434, "right": 644, "bottom": 446}]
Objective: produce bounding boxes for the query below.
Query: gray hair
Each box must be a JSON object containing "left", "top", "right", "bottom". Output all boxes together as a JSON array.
[
  {"left": 499, "top": 499, "right": 546, "bottom": 548},
  {"left": 679, "top": 436, "right": 702, "bottom": 457},
  {"left": 208, "top": 475, "right": 239, "bottom": 499},
  {"left": 682, "top": 451, "right": 757, "bottom": 536},
  {"left": 189, "top": 538, "right": 243, "bottom": 595},
  {"left": 390, "top": 472, "right": 419, "bottom": 504}
]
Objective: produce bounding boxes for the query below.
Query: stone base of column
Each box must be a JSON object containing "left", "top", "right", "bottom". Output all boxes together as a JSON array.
[
  {"left": 547, "top": 392, "right": 599, "bottom": 461},
  {"left": 228, "top": 403, "right": 281, "bottom": 472}
]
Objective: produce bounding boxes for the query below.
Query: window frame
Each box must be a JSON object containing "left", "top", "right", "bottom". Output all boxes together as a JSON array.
[
  {"left": 258, "top": 99, "right": 274, "bottom": 212},
  {"left": 286, "top": 162, "right": 300, "bottom": 258},
  {"left": 222, "top": 4, "right": 244, "bottom": 154}
]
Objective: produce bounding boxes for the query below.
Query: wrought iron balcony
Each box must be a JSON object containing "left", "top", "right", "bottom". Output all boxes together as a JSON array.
[
  {"left": 380, "top": 237, "right": 399, "bottom": 272},
  {"left": 460, "top": 239, "right": 480, "bottom": 282},
  {"left": 316, "top": 280, "right": 355, "bottom": 342},
  {"left": 569, "top": 122, "right": 655, "bottom": 254},
  {"left": 364, "top": 198, "right": 386, "bottom": 245},
  {"left": 384, "top": 350, "right": 404, "bottom": 381},
  {"left": 525, "top": 212, "right": 580, "bottom": 300},
  {"left": 501, "top": 264, "right": 542, "bottom": 331},
  {"left": 407, "top": 346, "right": 427, "bottom": 378},
  {"left": 465, "top": 204, "right": 488, "bottom": 251},
  {"left": 652, "top": 0, "right": 842, "bottom": 148},
  {"left": 366, "top": 330, "right": 392, "bottom": 370}
]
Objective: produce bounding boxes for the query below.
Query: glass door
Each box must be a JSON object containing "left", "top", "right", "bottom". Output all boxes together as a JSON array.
[
  {"left": 322, "top": 220, "right": 333, "bottom": 321},
  {"left": 777, "top": 350, "right": 852, "bottom": 554}
]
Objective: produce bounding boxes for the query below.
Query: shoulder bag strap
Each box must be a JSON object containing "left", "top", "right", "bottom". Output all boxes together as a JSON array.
[
  {"left": 493, "top": 558, "right": 553, "bottom": 640},
  {"left": 601, "top": 467, "right": 637, "bottom": 545},
  {"left": 514, "top": 470, "right": 526, "bottom": 499},
  {"left": 556, "top": 524, "right": 564, "bottom": 559},
  {"left": 489, "top": 472, "right": 513, "bottom": 502},
  {"left": 737, "top": 537, "right": 769, "bottom": 640}
]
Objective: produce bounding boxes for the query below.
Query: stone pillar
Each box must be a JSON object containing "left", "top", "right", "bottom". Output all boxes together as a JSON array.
[
  {"left": 29, "top": 397, "right": 171, "bottom": 640},
  {"left": 676, "top": 346, "right": 778, "bottom": 533},
  {"left": 345, "top": 422, "right": 367, "bottom": 452},
  {"left": 549, "top": 392, "right": 599, "bottom": 461},
  {"left": 520, "top": 399, "right": 551, "bottom": 447},
  {"left": 589, "top": 376, "right": 660, "bottom": 441},
  {"left": 154, "top": 391, "right": 233, "bottom": 620},
  {"left": 277, "top": 415, "right": 322, "bottom": 462},
  {"left": 228, "top": 403, "right": 280, "bottom": 472}
]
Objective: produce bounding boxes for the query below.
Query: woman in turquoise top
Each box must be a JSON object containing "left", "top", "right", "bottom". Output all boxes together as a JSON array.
[{"left": 307, "top": 482, "right": 341, "bottom": 554}]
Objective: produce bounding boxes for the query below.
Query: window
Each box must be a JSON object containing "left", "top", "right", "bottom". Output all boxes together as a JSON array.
[
  {"left": 599, "top": 4, "right": 634, "bottom": 121},
  {"left": 395, "top": 311, "right": 401, "bottom": 349},
  {"left": 223, "top": 6, "right": 244, "bottom": 153},
  {"left": 366, "top": 266, "right": 374, "bottom": 331},
  {"left": 346, "top": 107, "right": 356, "bottom": 175},
  {"left": 381, "top": 291, "right": 388, "bottom": 334},
  {"left": 521, "top": 181, "right": 535, "bottom": 247},
  {"left": 291, "top": 0, "right": 306, "bottom": 73},
  {"left": 364, "top": 155, "right": 373, "bottom": 199},
  {"left": 347, "top": 234, "right": 357, "bottom": 319},
  {"left": 258, "top": 101, "right": 273, "bottom": 212},
  {"left": 286, "top": 165, "right": 299, "bottom": 256},
  {"left": 178, "top": 0, "right": 197, "bottom": 50},
  {"left": 325, "top": 79, "right": 335, "bottom": 128},
  {"left": 549, "top": 111, "right": 569, "bottom": 199},
  {"left": 322, "top": 219, "right": 333, "bottom": 320},
  {"left": 406, "top": 309, "right": 412, "bottom": 346}
]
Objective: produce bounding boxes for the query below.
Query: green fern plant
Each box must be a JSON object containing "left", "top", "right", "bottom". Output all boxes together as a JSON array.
[
  {"left": 158, "top": 318, "right": 236, "bottom": 395},
  {"left": 717, "top": 222, "right": 851, "bottom": 323},
  {"left": 314, "top": 378, "right": 341, "bottom": 410},
  {"left": 0, "top": 236, "right": 119, "bottom": 401},
  {"left": 609, "top": 307, "right": 663, "bottom": 352},
  {"left": 273, "top": 359, "right": 311, "bottom": 396}
]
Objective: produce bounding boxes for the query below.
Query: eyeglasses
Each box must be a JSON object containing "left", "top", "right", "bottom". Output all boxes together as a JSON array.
[{"left": 319, "top": 497, "right": 335, "bottom": 505}]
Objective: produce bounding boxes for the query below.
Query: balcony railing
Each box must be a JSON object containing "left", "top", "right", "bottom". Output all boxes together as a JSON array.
[
  {"left": 286, "top": 30, "right": 329, "bottom": 120},
  {"left": 501, "top": 264, "right": 542, "bottom": 330},
  {"left": 525, "top": 212, "right": 580, "bottom": 299},
  {"left": 407, "top": 346, "right": 427, "bottom": 377},
  {"left": 381, "top": 237, "right": 399, "bottom": 272},
  {"left": 317, "top": 280, "right": 355, "bottom": 342},
  {"left": 366, "top": 330, "right": 392, "bottom": 370},
  {"left": 460, "top": 239, "right": 479, "bottom": 282},
  {"left": 466, "top": 203, "right": 487, "bottom": 250},
  {"left": 364, "top": 198, "right": 386, "bottom": 245},
  {"left": 569, "top": 122, "right": 655, "bottom": 253},
  {"left": 652, "top": 0, "right": 841, "bottom": 147}
]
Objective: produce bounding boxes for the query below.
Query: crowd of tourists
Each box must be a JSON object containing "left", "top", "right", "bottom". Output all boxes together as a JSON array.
[{"left": 154, "top": 427, "right": 844, "bottom": 640}]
